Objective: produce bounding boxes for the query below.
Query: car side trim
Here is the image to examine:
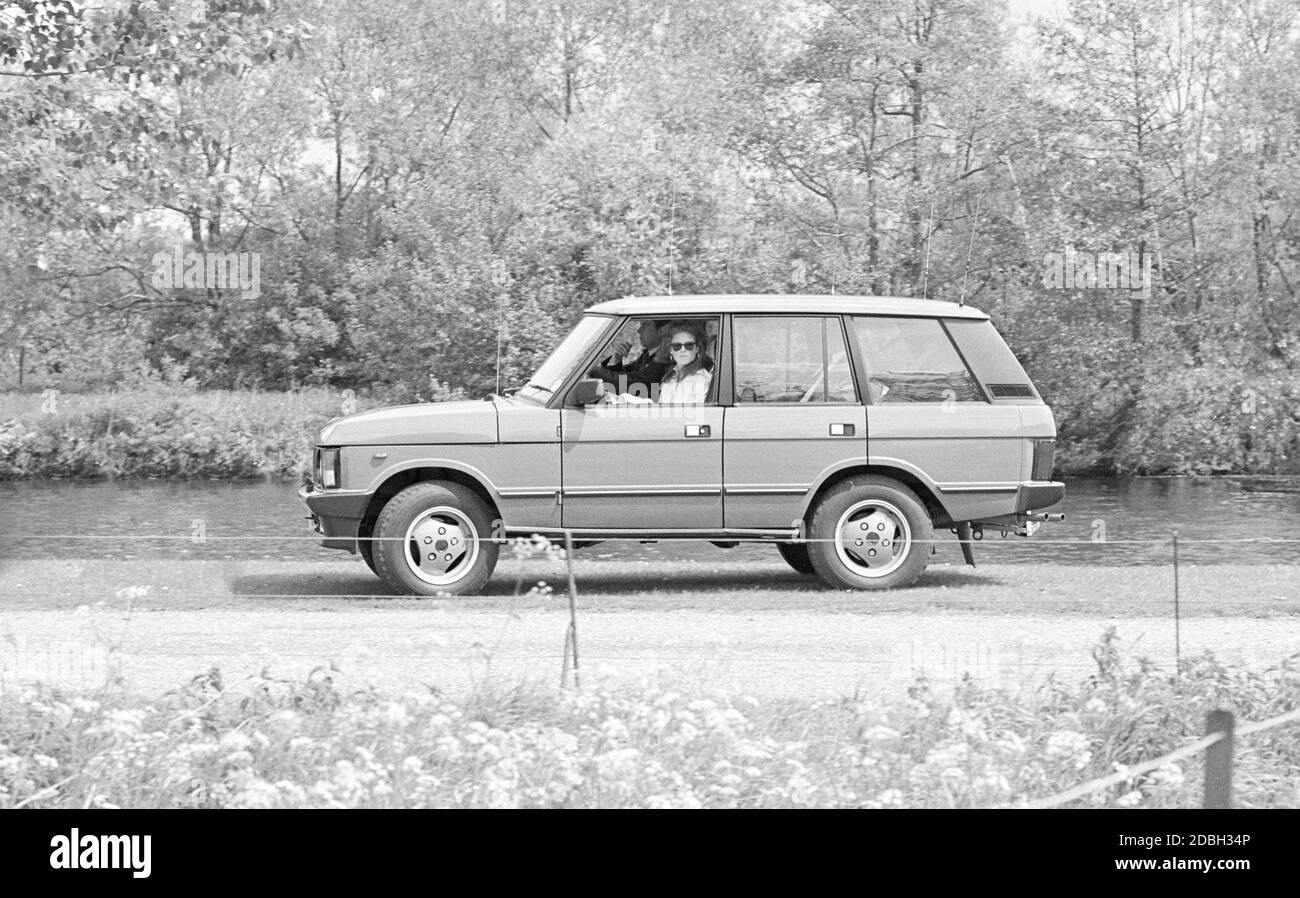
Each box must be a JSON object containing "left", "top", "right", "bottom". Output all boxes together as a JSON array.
[
  {"left": 505, "top": 526, "right": 800, "bottom": 540},
  {"left": 937, "top": 482, "right": 1020, "bottom": 493},
  {"left": 724, "top": 485, "right": 809, "bottom": 495},
  {"left": 563, "top": 486, "right": 722, "bottom": 497}
]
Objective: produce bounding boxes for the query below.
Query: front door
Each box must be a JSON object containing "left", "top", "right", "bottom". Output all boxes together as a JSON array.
[
  {"left": 560, "top": 404, "right": 724, "bottom": 529},
  {"left": 561, "top": 315, "right": 724, "bottom": 530}
]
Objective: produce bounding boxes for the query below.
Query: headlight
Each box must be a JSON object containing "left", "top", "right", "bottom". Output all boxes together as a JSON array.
[{"left": 318, "top": 447, "right": 341, "bottom": 488}]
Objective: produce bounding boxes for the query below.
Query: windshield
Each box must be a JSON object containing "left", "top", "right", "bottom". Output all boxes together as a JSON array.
[{"left": 513, "top": 314, "right": 613, "bottom": 404}]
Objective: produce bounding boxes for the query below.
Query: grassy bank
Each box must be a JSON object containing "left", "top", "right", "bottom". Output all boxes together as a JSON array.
[
  {"left": 0, "top": 386, "right": 375, "bottom": 480},
  {"left": 0, "top": 631, "right": 1296, "bottom": 808}
]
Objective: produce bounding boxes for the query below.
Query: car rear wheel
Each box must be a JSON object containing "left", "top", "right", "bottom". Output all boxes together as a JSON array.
[
  {"left": 776, "top": 542, "right": 817, "bottom": 575},
  {"left": 808, "top": 476, "right": 932, "bottom": 590},
  {"left": 372, "top": 481, "right": 499, "bottom": 596}
]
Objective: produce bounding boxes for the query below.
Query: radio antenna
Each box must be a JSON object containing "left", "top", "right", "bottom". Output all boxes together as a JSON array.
[
  {"left": 921, "top": 202, "right": 935, "bottom": 299},
  {"left": 495, "top": 287, "right": 505, "bottom": 395},
  {"left": 959, "top": 192, "right": 983, "bottom": 307},
  {"left": 667, "top": 182, "right": 677, "bottom": 295}
]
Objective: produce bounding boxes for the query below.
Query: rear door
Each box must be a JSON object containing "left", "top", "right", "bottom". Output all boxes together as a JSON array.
[{"left": 724, "top": 315, "right": 866, "bottom": 529}]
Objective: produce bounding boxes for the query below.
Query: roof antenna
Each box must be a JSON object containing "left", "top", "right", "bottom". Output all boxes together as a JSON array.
[
  {"left": 491, "top": 259, "right": 507, "bottom": 396},
  {"left": 666, "top": 182, "right": 676, "bottom": 296},
  {"left": 959, "top": 191, "right": 983, "bottom": 307},
  {"left": 920, "top": 202, "right": 935, "bottom": 299}
]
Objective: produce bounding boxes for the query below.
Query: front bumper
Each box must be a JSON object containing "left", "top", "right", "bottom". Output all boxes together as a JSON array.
[{"left": 299, "top": 484, "right": 370, "bottom": 552}]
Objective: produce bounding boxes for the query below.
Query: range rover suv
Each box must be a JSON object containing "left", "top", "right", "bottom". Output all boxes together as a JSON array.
[{"left": 300, "top": 295, "right": 1065, "bottom": 595}]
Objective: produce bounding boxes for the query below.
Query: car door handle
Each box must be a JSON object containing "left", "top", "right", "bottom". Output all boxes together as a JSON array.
[
  {"left": 829, "top": 423, "right": 855, "bottom": 436},
  {"left": 685, "top": 424, "right": 711, "bottom": 438}
]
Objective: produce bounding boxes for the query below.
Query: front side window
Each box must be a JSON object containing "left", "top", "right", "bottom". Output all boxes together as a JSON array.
[
  {"left": 851, "top": 316, "right": 983, "bottom": 403},
  {"left": 588, "top": 316, "right": 721, "bottom": 405},
  {"left": 733, "top": 316, "right": 857, "bottom": 403}
]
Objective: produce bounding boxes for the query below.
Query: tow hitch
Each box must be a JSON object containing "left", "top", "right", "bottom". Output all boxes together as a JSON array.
[{"left": 954, "top": 512, "right": 1067, "bottom": 566}]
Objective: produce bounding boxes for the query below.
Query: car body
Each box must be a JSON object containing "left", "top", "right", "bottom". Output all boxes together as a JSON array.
[{"left": 300, "top": 294, "right": 1065, "bottom": 594}]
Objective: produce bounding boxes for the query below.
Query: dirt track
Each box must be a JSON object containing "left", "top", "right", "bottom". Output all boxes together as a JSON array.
[{"left": 2, "top": 557, "right": 1298, "bottom": 698}]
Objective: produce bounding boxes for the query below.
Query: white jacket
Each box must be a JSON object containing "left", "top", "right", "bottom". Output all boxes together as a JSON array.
[{"left": 656, "top": 367, "right": 712, "bottom": 404}]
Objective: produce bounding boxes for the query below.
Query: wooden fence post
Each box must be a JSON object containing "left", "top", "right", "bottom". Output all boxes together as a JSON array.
[
  {"left": 1203, "top": 710, "right": 1234, "bottom": 809},
  {"left": 562, "top": 530, "right": 580, "bottom": 688},
  {"left": 1172, "top": 530, "right": 1181, "bottom": 670}
]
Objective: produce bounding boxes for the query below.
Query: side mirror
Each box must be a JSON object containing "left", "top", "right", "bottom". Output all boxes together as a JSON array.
[{"left": 569, "top": 378, "right": 604, "bottom": 407}]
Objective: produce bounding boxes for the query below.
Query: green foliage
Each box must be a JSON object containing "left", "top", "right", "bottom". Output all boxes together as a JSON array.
[
  {"left": 0, "top": 385, "right": 372, "bottom": 480},
  {"left": 1, "top": 630, "right": 1296, "bottom": 807}
]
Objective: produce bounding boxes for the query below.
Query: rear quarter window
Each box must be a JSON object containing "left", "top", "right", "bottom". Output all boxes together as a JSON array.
[
  {"left": 943, "top": 319, "right": 1038, "bottom": 399},
  {"left": 850, "top": 316, "right": 983, "bottom": 403}
]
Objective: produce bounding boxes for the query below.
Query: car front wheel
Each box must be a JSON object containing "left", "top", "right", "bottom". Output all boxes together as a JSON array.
[
  {"left": 807, "top": 476, "right": 932, "bottom": 590},
  {"left": 372, "top": 481, "right": 499, "bottom": 596}
]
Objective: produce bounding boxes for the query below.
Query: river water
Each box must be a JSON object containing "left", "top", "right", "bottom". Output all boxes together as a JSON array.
[{"left": 2, "top": 476, "right": 1299, "bottom": 565}]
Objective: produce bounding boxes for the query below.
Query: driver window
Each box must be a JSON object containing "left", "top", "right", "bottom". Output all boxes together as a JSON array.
[{"left": 586, "top": 317, "right": 719, "bottom": 405}]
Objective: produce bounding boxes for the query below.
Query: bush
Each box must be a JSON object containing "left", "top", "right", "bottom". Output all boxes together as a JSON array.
[
  {"left": 0, "top": 385, "right": 379, "bottom": 480},
  {"left": 1, "top": 630, "right": 1296, "bottom": 808}
]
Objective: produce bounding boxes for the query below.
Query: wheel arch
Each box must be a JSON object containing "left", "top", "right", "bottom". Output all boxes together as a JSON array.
[
  {"left": 358, "top": 466, "right": 503, "bottom": 546},
  {"left": 798, "top": 463, "right": 954, "bottom": 529}
]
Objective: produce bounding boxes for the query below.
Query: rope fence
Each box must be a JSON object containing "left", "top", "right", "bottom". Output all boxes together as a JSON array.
[{"left": 1030, "top": 706, "right": 1300, "bottom": 809}]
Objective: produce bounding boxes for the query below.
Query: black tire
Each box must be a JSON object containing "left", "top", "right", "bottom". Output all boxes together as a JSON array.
[
  {"left": 776, "top": 541, "right": 817, "bottom": 575},
  {"left": 372, "top": 481, "right": 499, "bottom": 596},
  {"left": 359, "top": 532, "right": 379, "bottom": 575},
  {"left": 807, "top": 476, "right": 932, "bottom": 590}
]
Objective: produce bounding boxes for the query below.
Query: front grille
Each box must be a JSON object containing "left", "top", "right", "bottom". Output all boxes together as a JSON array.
[
  {"left": 1031, "top": 439, "right": 1056, "bottom": 481},
  {"left": 988, "top": 383, "right": 1036, "bottom": 398}
]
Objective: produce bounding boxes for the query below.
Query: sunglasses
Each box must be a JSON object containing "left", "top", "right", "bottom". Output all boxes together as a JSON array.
[{"left": 670, "top": 341, "right": 697, "bottom": 351}]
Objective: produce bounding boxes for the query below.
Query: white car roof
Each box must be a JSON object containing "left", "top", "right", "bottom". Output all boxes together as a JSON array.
[{"left": 586, "top": 294, "right": 990, "bottom": 319}]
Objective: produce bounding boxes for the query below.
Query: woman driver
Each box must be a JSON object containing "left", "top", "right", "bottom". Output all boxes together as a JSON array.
[{"left": 602, "top": 320, "right": 712, "bottom": 404}]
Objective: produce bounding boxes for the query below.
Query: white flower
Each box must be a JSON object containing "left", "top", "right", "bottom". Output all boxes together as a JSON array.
[
  {"left": 877, "top": 788, "right": 905, "bottom": 808},
  {"left": 1044, "top": 731, "right": 1092, "bottom": 770},
  {"left": 219, "top": 731, "right": 253, "bottom": 752},
  {"left": 1116, "top": 790, "right": 1143, "bottom": 807},
  {"left": 863, "top": 725, "right": 900, "bottom": 742}
]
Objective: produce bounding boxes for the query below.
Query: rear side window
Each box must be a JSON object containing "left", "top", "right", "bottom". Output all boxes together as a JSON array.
[
  {"left": 733, "top": 316, "right": 857, "bottom": 403},
  {"left": 943, "top": 319, "right": 1038, "bottom": 399},
  {"left": 850, "top": 316, "right": 983, "bottom": 403}
]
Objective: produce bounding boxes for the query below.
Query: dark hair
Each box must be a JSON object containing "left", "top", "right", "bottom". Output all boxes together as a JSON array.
[{"left": 663, "top": 320, "right": 713, "bottom": 381}]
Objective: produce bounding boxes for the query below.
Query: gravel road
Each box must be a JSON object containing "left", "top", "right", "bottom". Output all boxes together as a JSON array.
[{"left": 2, "top": 555, "right": 1298, "bottom": 699}]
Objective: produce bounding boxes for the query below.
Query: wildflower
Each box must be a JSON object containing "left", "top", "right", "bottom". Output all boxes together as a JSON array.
[
  {"left": 862, "top": 725, "right": 900, "bottom": 742},
  {"left": 599, "top": 717, "right": 630, "bottom": 746},
  {"left": 1083, "top": 697, "right": 1108, "bottom": 714},
  {"left": 877, "top": 788, "right": 905, "bottom": 808},
  {"left": 1150, "top": 762, "right": 1184, "bottom": 789},
  {"left": 1044, "top": 731, "right": 1092, "bottom": 770},
  {"left": 924, "top": 742, "right": 969, "bottom": 769},
  {"left": 1116, "top": 790, "right": 1143, "bottom": 808},
  {"left": 219, "top": 731, "right": 253, "bottom": 753}
]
